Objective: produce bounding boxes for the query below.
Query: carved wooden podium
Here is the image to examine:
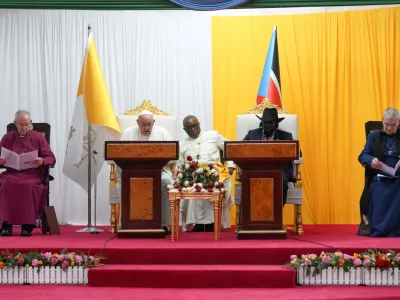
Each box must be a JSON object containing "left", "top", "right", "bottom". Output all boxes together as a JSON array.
[
  {"left": 224, "top": 141, "right": 299, "bottom": 240},
  {"left": 105, "top": 141, "right": 179, "bottom": 238}
]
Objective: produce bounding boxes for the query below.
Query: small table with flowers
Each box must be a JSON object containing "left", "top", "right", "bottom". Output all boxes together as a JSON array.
[{"left": 168, "top": 189, "right": 225, "bottom": 241}]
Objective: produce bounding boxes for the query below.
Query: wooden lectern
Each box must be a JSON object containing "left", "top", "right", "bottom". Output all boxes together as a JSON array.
[
  {"left": 224, "top": 140, "right": 299, "bottom": 240},
  {"left": 104, "top": 141, "right": 179, "bottom": 238}
]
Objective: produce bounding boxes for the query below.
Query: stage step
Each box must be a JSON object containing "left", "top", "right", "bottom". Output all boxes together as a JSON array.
[{"left": 88, "top": 264, "right": 296, "bottom": 288}]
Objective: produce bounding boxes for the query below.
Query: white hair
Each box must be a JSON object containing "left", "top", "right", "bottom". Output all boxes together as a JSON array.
[
  {"left": 14, "top": 110, "right": 30, "bottom": 121},
  {"left": 383, "top": 108, "right": 399, "bottom": 120}
]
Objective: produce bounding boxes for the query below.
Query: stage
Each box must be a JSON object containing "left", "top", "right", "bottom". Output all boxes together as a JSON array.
[{"left": 1, "top": 225, "right": 400, "bottom": 293}]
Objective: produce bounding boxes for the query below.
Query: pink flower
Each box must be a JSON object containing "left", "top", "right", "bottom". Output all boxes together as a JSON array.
[
  {"left": 344, "top": 254, "right": 354, "bottom": 260},
  {"left": 51, "top": 258, "right": 57, "bottom": 265},
  {"left": 354, "top": 258, "right": 362, "bottom": 266},
  {"left": 307, "top": 254, "right": 316, "bottom": 260},
  {"left": 322, "top": 256, "right": 330, "bottom": 264},
  {"left": 32, "top": 259, "right": 39, "bottom": 267},
  {"left": 290, "top": 255, "right": 297, "bottom": 260},
  {"left": 58, "top": 255, "right": 64, "bottom": 261},
  {"left": 320, "top": 251, "right": 325, "bottom": 257},
  {"left": 75, "top": 255, "right": 83, "bottom": 264},
  {"left": 43, "top": 252, "right": 52, "bottom": 260},
  {"left": 304, "top": 260, "right": 311, "bottom": 265},
  {"left": 364, "top": 259, "right": 371, "bottom": 266},
  {"left": 18, "top": 258, "right": 24, "bottom": 265},
  {"left": 65, "top": 254, "right": 73, "bottom": 260},
  {"left": 89, "top": 256, "right": 94, "bottom": 260},
  {"left": 61, "top": 261, "right": 69, "bottom": 269}
]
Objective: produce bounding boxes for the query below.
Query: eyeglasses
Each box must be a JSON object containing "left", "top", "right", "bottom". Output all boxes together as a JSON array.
[{"left": 184, "top": 123, "right": 200, "bottom": 130}]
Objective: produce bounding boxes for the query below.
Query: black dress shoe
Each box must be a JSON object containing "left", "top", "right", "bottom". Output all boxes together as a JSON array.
[
  {"left": 0, "top": 229, "right": 12, "bottom": 236},
  {"left": 163, "top": 227, "right": 170, "bottom": 235},
  {"left": 205, "top": 223, "right": 214, "bottom": 232},
  {"left": 21, "top": 230, "right": 32, "bottom": 237},
  {"left": 192, "top": 224, "right": 205, "bottom": 232}
]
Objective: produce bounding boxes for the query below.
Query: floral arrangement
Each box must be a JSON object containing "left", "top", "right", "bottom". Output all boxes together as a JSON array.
[
  {"left": 0, "top": 249, "right": 103, "bottom": 271},
  {"left": 168, "top": 156, "right": 225, "bottom": 193},
  {"left": 287, "top": 249, "right": 400, "bottom": 276}
]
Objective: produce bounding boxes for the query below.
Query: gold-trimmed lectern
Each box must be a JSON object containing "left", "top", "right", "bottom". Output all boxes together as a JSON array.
[
  {"left": 105, "top": 141, "right": 179, "bottom": 238},
  {"left": 224, "top": 140, "right": 299, "bottom": 240}
]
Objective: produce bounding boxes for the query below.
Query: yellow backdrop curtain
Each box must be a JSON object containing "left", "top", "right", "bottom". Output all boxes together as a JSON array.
[{"left": 212, "top": 7, "right": 400, "bottom": 224}]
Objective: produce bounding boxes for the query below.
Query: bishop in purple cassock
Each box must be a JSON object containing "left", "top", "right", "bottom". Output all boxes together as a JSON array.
[{"left": 0, "top": 110, "right": 56, "bottom": 236}]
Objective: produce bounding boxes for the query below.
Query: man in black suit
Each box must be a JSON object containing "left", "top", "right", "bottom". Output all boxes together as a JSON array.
[{"left": 243, "top": 107, "right": 295, "bottom": 205}]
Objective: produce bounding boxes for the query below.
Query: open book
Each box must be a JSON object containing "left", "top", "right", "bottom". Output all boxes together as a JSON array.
[
  {"left": 378, "top": 160, "right": 400, "bottom": 177},
  {"left": 0, "top": 147, "right": 38, "bottom": 171}
]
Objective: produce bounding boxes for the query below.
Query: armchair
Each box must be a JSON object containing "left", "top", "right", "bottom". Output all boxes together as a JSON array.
[
  {"left": 109, "top": 100, "right": 177, "bottom": 234},
  {"left": 358, "top": 121, "right": 382, "bottom": 235},
  {"left": 5, "top": 123, "right": 54, "bottom": 235},
  {"left": 234, "top": 99, "right": 304, "bottom": 234}
]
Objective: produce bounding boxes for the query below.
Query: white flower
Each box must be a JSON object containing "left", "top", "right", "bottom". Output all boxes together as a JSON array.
[
  {"left": 201, "top": 188, "right": 207, "bottom": 192},
  {"left": 213, "top": 165, "right": 219, "bottom": 170},
  {"left": 220, "top": 188, "right": 225, "bottom": 192},
  {"left": 182, "top": 188, "right": 187, "bottom": 192},
  {"left": 175, "top": 178, "right": 180, "bottom": 183},
  {"left": 210, "top": 169, "right": 216, "bottom": 174},
  {"left": 178, "top": 173, "right": 183, "bottom": 179},
  {"left": 218, "top": 180, "right": 223, "bottom": 184},
  {"left": 206, "top": 167, "right": 210, "bottom": 171},
  {"left": 196, "top": 168, "right": 203, "bottom": 174},
  {"left": 214, "top": 172, "right": 219, "bottom": 177},
  {"left": 192, "top": 188, "right": 196, "bottom": 192},
  {"left": 215, "top": 181, "right": 219, "bottom": 186},
  {"left": 184, "top": 181, "right": 189, "bottom": 187},
  {"left": 167, "top": 185, "right": 174, "bottom": 189},
  {"left": 185, "top": 163, "right": 190, "bottom": 169},
  {"left": 197, "top": 183, "right": 203, "bottom": 188}
]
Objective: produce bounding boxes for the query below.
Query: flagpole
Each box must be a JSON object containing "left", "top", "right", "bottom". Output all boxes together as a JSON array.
[{"left": 76, "top": 25, "right": 102, "bottom": 234}]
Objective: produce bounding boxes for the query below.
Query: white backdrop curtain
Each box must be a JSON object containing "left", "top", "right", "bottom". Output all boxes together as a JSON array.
[{"left": 0, "top": 5, "right": 396, "bottom": 225}]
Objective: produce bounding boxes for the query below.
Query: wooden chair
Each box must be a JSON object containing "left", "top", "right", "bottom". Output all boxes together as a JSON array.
[
  {"left": 234, "top": 99, "right": 304, "bottom": 234},
  {"left": 5, "top": 122, "right": 54, "bottom": 234}
]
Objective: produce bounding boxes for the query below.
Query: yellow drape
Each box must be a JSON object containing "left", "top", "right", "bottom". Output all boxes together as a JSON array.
[{"left": 212, "top": 7, "right": 400, "bottom": 224}]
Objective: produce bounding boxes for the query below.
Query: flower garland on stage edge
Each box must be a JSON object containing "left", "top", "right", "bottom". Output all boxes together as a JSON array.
[
  {"left": 287, "top": 249, "right": 400, "bottom": 276},
  {"left": 168, "top": 156, "right": 226, "bottom": 193},
  {"left": 0, "top": 249, "right": 103, "bottom": 271}
]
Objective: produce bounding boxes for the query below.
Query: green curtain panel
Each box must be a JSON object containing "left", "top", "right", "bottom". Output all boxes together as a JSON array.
[{"left": 0, "top": 0, "right": 399, "bottom": 10}]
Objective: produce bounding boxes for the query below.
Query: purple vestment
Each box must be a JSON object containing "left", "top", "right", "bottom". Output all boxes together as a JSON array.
[{"left": 0, "top": 130, "right": 56, "bottom": 225}]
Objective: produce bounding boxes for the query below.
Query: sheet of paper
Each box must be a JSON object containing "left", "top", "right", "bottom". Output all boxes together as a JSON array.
[
  {"left": 378, "top": 160, "right": 400, "bottom": 177},
  {"left": 19, "top": 150, "right": 38, "bottom": 170},
  {"left": 1, "top": 147, "right": 38, "bottom": 171}
]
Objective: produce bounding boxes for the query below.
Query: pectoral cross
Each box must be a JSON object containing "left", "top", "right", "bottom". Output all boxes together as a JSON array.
[{"left": 389, "top": 150, "right": 392, "bottom": 155}]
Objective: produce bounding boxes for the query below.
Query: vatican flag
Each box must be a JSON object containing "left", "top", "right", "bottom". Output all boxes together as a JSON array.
[{"left": 63, "top": 32, "right": 121, "bottom": 192}]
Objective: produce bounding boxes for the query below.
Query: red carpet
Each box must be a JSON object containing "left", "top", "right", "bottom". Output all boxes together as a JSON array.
[
  {"left": 0, "top": 286, "right": 400, "bottom": 300},
  {"left": 1, "top": 225, "right": 400, "bottom": 289},
  {"left": 88, "top": 265, "right": 295, "bottom": 288}
]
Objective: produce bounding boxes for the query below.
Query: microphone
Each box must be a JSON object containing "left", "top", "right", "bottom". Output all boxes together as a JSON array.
[{"left": 259, "top": 122, "right": 265, "bottom": 140}]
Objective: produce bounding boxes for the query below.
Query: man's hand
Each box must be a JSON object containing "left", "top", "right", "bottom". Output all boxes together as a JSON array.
[
  {"left": 371, "top": 158, "right": 382, "bottom": 169},
  {"left": 33, "top": 158, "right": 43, "bottom": 166},
  {"left": 0, "top": 157, "right": 5, "bottom": 166},
  {"left": 228, "top": 167, "right": 235, "bottom": 175}
]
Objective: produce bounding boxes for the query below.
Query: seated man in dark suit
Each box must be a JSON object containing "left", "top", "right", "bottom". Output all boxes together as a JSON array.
[
  {"left": 358, "top": 107, "right": 400, "bottom": 237},
  {"left": 243, "top": 107, "right": 295, "bottom": 205}
]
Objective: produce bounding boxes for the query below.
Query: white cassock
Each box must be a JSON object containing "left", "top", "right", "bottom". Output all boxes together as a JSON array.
[
  {"left": 117, "top": 124, "right": 174, "bottom": 227},
  {"left": 179, "top": 130, "right": 235, "bottom": 231}
]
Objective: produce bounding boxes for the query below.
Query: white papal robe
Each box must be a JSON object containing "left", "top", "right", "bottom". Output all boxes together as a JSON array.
[
  {"left": 117, "top": 125, "right": 174, "bottom": 227},
  {"left": 179, "top": 130, "right": 235, "bottom": 231}
]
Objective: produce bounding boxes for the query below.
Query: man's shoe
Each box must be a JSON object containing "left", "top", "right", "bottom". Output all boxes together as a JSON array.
[
  {"left": 21, "top": 230, "right": 32, "bottom": 237},
  {"left": 0, "top": 229, "right": 12, "bottom": 236},
  {"left": 163, "top": 227, "right": 170, "bottom": 235},
  {"left": 192, "top": 224, "right": 205, "bottom": 232},
  {"left": 205, "top": 223, "right": 214, "bottom": 232}
]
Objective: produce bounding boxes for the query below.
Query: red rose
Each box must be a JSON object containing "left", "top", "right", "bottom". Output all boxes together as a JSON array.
[
  {"left": 189, "top": 181, "right": 194, "bottom": 186},
  {"left": 176, "top": 185, "right": 182, "bottom": 190},
  {"left": 0, "top": 251, "right": 6, "bottom": 256},
  {"left": 195, "top": 185, "right": 201, "bottom": 192},
  {"left": 219, "top": 183, "right": 224, "bottom": 188},
  {"left": 208, "top": 182, "right": 214, "bottom": 188},
  {"left": 187, "top": 156, "right": 193, "bottom": 161},
  {"left": 208, "top": 164, "right": 213, "bottom": 168},
  {"left": 208, "top": 188, "right": 214, "bottom": 193},
  {"left": 190, "top": 162, "right": 197, "bottom": 168}
]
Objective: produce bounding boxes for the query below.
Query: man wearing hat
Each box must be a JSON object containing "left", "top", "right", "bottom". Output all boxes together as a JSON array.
[
  {"left": 118, "top": 110, "right": 175, "bottom": 235},
  {"left": 243, "top": 107, "right": 295, "bottom": 205}
]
